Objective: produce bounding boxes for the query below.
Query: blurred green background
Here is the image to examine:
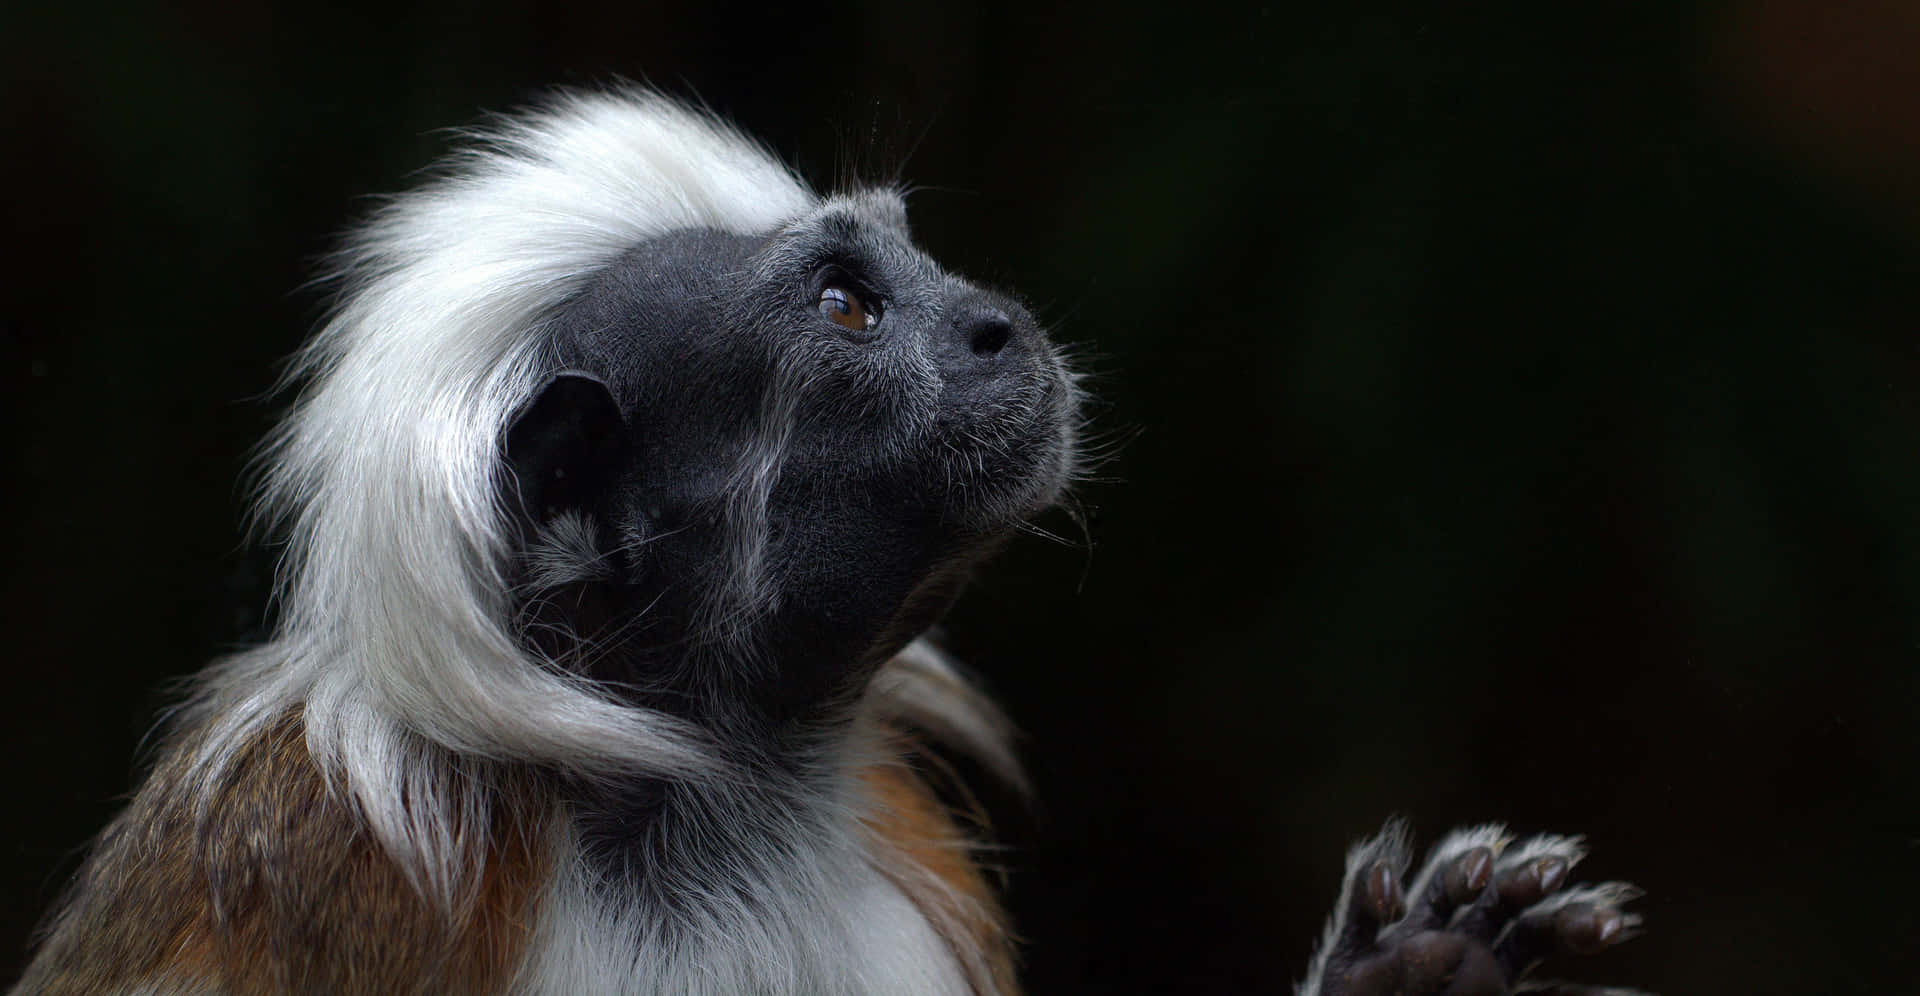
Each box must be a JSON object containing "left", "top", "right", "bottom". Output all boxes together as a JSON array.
[{"left": 5, "top": 2, "right": 1917, "bottom": 992}]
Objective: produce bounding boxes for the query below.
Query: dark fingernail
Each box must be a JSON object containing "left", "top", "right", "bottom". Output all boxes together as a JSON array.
[
  {"left": 1364, "top": 861, "right": 1406, "bottom": 922},
  {"left": 1444, "top": 847, "right": 1494, "bottom": 905},
  {"left": 1535, "top": 856, "right": 1569, "bottom": 893},
  {"left": 1497, "top": 862, "right": 1542, "bottom": 907},
  {"left": 1554, "top": 903, "right": 1623, "bottom": 955}
]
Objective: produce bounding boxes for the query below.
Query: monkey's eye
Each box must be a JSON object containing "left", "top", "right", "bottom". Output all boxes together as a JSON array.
[{"left": 817, "top": 285, "right": 877, "bottom": 334}]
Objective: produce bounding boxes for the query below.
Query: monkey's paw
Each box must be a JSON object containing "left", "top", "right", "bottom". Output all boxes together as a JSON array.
[{"left": 1297, "top": 822, "right": 1647, "bottom": 996}]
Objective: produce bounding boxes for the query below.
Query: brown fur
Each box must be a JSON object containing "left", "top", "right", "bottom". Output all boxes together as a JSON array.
[
  {"left": 17, "top": 713, "right": 547, "bottom": 996},
  {"left": 862, "top": 757, "right": 1022, "bottom": 996},
  {"left": 19, "top": 712, "right": 1021, "bottom": 995}
]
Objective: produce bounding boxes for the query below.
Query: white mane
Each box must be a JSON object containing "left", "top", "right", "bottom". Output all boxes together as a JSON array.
[{"left": 177, "top": 90, "right": 1018, "bottom": 910}]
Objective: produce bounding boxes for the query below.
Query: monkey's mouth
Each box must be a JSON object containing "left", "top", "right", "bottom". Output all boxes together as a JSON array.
[{"left": 935, "top": 364, "right": 1080, "bottom": 526}]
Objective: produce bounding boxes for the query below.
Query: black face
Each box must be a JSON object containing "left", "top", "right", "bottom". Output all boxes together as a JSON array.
[{"left": 503, "top": 193, "right": 1076, "bottom": 728}]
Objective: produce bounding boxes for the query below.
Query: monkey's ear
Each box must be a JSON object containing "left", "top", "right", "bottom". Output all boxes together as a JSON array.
[
  {"left": 504, "top": 372, "right": 628, "bottom": 523},
  {"left": 871, "top": 191, "right": 910, "bottom": 235},
  {"left": 852, "top": 188, "right": 911, "bottom": 236}
]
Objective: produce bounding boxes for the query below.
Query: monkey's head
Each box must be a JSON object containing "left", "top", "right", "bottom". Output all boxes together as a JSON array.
[
  {"left": 504, "top": 192, "right": 1079, "bottom": 718},
  {"left": 245, "top": 92, "right": 1077, "bottom": 774}
]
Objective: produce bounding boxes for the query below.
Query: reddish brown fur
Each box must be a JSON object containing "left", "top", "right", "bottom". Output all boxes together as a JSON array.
[
  {"left": 17, "top": 713, "right": 548, "bottom": 996},
  {"left": 862, "top": 758, "right": 1022, "bottom": 996}
]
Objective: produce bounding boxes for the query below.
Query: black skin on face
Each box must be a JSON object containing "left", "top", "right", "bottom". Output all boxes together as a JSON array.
[{"left": 503, "top": 198, "right": 1070, "bottom": 741}]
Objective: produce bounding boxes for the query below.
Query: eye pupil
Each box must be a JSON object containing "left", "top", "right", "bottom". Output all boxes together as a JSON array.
[{"left": 818, "top": 284, "right": 874, "bottom": 333}]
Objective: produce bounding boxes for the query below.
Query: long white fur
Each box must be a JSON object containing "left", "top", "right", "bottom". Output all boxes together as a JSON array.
[
  {"left": 510, "top": 713, "right": 974, "bottom": 996},
  {"left": 164, "top": 89, "right": 1026, "bottom": 983}
]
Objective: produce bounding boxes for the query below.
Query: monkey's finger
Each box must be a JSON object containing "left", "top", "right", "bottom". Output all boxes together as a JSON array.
[
  {"left": 1494, "top": 904, "right": 1633, "bottom": 979},
  {"left": 1327, "top": 859, "right": 1408, "bottom": 963},
  {"left": 1302, "top": 824, "right": 1419, "bottom": 992},
  {"left": 1399, "top": 845, "right": 1493, "bottom": 933},
  {"left": 1449, "top": 834, "right": 1582, "bottom": 942},
  {"left": 1326, "top": 822, "right": 1414, "bottom": 955},
  {"left": 1393, "top": 824, "right": 1509, "bottom": 936},
  {"left": 1447, "top": 853, "right": 1565, "bottom": 942},
  {"left": 1494, "top": 884, "right": 1645, "bottom": 980}
]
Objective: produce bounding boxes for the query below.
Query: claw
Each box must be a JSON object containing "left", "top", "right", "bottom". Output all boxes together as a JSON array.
[
  {"left": 1537, "top": 856, "right": 1569, "bottom": 894},
  {"left": 1493, "top": 886, "right": 1643, "bottom": 979},
  {"left": 1553, "top": 904, "right": 1626, "bottom": 956},
  {"left": 1497, "top": 855, "right": 1568, "bottom": 909},
  {"left": 1402, "top": 828, "right": 1509, "bottom": 933},
  {"left": 1363, "top": 861, "right": 1407, "bottom": 924},
  {"left": 1442, "top": 847, "right": 1494, "bottom": 908}
]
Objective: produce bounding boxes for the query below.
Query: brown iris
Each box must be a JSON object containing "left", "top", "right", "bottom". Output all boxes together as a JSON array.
[{"left": 817, "top": 285, "right": 874, "bottom": 333}]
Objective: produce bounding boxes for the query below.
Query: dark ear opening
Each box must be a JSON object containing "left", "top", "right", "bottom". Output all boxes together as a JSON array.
[{"left": 504, "top": 372, "right": 628, "bottom": 523}]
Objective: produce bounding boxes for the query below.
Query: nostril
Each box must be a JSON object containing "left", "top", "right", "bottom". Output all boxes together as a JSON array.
[{"left": 967, "top": 311, "right": 1013, "bottom": 358}]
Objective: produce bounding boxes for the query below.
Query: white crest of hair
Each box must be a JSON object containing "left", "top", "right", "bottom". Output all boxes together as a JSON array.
[{"left": 177, "top": 89, "right": 823, "bottom": 909}]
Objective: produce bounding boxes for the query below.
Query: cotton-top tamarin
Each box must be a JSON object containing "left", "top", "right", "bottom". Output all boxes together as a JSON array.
[{"left": 13, "top": 90, "right": 1645, "bottom": 996}]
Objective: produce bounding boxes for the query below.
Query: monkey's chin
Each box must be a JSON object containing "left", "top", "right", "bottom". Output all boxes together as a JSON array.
[
  {"left": 1032, "top": 432, "right": 1080, "bottom": 510},
  {"left": 938, "top": 461, "right": 1068, "bottom": 538},
  {"left": 1006, "top": 417, "right": 1081, "bottom": 521},
  {"left": 1019, "top": 372, "right": 1082, "bottom": 515}
]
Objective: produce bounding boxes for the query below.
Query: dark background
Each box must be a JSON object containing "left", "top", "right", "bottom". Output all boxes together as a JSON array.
[{"left": 5, "top": 2, "right": 1917, "bottom": 992}]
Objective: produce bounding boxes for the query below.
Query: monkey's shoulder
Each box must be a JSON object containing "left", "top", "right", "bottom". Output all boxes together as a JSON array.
[{"left": 15, "top": 713, "right": 544, "bottom": 996}]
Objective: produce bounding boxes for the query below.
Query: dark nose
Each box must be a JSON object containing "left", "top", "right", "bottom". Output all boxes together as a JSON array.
[
  {"left": 959, "top": 307, "right": 1014, "bottom": 360},
  {"left": 939, "top": 303, "right": 1022, "bottom": 382}
]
